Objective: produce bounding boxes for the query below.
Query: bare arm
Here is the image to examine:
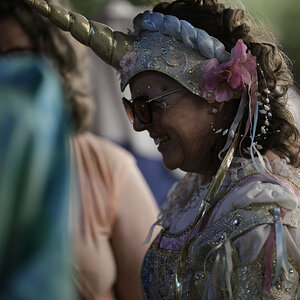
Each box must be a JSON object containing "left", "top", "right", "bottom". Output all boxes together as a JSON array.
[{"left": 111, "top": 165, "right": 160, "bottom": 300}]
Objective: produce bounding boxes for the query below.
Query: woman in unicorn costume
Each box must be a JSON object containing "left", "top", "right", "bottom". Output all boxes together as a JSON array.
[{"left": 24, "top": 0, "right": 300, "bottom": 298}]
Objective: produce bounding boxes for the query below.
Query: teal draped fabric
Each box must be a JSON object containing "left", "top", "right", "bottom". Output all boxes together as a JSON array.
[{"left": 0, "top": 55, "right": 75, "bottom": 300}]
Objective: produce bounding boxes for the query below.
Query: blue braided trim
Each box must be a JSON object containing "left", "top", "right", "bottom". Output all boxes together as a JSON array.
[{"left": 133, "top": 11, "right": 230, "bottom": 62}]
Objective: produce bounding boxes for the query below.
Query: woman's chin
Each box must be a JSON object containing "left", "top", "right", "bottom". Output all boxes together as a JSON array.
[
  {"left": 163, "top": 163, "right": 177, "bottom": 171},
  {"left": 161, "top": 156, "right": 182, "bottom": 171}
]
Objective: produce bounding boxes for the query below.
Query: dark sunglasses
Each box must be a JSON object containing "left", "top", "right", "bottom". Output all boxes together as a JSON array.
[{"left": 122, "top": 88, "right": 183, "bottom": 124}]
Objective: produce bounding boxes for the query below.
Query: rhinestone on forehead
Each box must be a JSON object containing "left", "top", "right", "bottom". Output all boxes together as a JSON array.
[
  {"left": 161, "top": 85, "right": 168, "bottom": 91},
  {"left": 120, "top": 31, "right": 207, "bottom": 97}
]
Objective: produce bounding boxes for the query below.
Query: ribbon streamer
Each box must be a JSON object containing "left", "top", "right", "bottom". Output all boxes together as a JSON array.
[
  {"left": 272, "top": 207, "right": 290, "bottom": 285},
  {"left": 202, "top": 234, "right": 233, "bottom": 299},
  {"left": 250, "top": 101, "right": 279, "bottom": 184},
  {"left": 143, "top": 218, "right": 161, "bottom": 245},
  {"left": 224, "top": 238, "right": 233, "bottom": 299},
  {"left": 218, "top": 92, "right": 246, "bottom": 160},
  {"left": 175, "top": 131, "right": 240, "bottom": 299}
]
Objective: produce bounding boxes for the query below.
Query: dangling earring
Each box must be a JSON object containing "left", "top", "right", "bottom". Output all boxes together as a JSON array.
[
  {"left": 209, "top": 106, "right": 229, "bottom": 135},
  {"left": 211, "top": 107, "right": 218, "bottom": 114},
  {"left": 210, "top": 122, "right": 229, "bottom": 135}
]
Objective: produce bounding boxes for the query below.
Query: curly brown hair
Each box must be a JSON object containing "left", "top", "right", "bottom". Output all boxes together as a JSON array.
[
  {"left": 153, "top": 0, "right": 300, "bottom": 166},
  {"left": 0, "top": 0, "right": 93, "bottom": 132}
]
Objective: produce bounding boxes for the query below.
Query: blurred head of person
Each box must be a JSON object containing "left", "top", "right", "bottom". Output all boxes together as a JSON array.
[{"left": 0, "top": 0, "right": 93, "bottom": 132}]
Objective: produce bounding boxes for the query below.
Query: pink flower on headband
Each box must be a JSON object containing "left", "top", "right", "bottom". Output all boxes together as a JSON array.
[
  {"left": 119, "top": 44, "right": 139, "bottom": 77},
  {"left": 202, "top": 39, "right": 257, "bottom": 102}
]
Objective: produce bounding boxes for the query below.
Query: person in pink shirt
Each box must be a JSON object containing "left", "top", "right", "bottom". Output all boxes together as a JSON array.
[{"left": 0, "top": 0, "right": 159, "bottom": 299}]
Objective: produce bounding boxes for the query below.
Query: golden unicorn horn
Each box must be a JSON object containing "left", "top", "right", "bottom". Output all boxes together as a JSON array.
[{"left": 23, "top": 0, "right": 134, "bottom": 69}]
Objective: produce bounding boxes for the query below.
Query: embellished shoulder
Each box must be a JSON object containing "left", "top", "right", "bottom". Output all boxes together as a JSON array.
[
  {"left": 188, "top": 203, "right": 300, "bottom": 299},
  {"left": 211, "top": 177, "right": 300, "bottom": 224},
  {"left": 157, "top": 156, "right": 300, "bottom": 234},
  {"left": 142, "top": 157, "right": 300, "bottom": 299},
  {"left": 142, "top": 202, "right": 300, "bottom": 299}
]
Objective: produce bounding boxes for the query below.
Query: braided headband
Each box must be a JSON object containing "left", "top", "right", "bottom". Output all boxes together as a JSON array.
[
  {"left": 120, "top": 10, "right": 232, "bottom": 98},
  {"left": 119, "top": 10, "right": 257, "bottom": 103}
]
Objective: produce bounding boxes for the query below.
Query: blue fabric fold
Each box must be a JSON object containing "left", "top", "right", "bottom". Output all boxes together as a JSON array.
[{"left": 272, "top": 207, "right": 290, "bottom": 285}]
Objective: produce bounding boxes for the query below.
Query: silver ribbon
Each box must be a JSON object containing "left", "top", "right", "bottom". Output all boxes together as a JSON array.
[{"left": 272, "top": 207, "right": 290, "bottom": 285}]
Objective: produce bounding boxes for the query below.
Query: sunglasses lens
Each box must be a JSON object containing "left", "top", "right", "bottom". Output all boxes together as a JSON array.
[
  {"left": 122, "top": 96, "right": 152, "bottom": 124},
  {"left": 134, "top": 98, "right": 151, "bottom": 124},
  {"left": 122, "top": 98, "right": 134, "bottom": 123}
]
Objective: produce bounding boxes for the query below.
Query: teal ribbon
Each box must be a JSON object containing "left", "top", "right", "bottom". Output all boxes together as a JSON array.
[{"left": 272, "top": 207, "right": 290, "bottom": 285}]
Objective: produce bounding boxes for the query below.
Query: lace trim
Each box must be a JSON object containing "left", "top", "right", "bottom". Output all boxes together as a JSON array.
[
  {"left": 159, "top": 157, "right": 300, "bottom": 232},
  {"left": 161, "top": 223, "right": 196, "bottom": 238}
]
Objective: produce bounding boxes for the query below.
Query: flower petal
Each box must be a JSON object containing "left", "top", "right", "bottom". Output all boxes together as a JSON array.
[
  {"left": 239, "top": 65, "right": 251, "bottom": 85},
  {"left": 228, "top": 65, "right": 242, "bottom": 89},
  {"left": 215, "top": 83, "right": 233, "bottom": 102},
  {"left": 201, "top": 39, "right": 257, "bottom": 103},
  {"left": 202, "top": 58, "right": 219, "bottom": 74},
  {"left": 231, "top": 39, "right": 247, "bottom": 62},
  {"left": 244, "top": 52, "right": 257, "bottom": 74}
]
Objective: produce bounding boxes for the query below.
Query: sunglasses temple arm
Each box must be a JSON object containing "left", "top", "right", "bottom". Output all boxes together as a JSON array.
[{"left": 148, "top": 88, "right": 184, "bottom": 103}]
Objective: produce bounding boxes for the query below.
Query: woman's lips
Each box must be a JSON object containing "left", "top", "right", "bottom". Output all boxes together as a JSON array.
[
  {"left": 154, "top": 134, "right": 169, "bottom": 146},
  {"left": 153, "top": 135, "right": 170, "bottom": 152}
]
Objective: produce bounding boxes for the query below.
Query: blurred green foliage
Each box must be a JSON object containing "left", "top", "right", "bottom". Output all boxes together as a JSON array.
[
  {"left": 69, "top": 0, "right": 159, "bottom": 14},
  {"left": 69, "top": 0, "right": 108, "bottom": 15},
  {"left": 70, "top": 0, "right": 300, "bottom": 82},
  {"left": 225, "top": 0, "right": 300, "bottom": 83}
]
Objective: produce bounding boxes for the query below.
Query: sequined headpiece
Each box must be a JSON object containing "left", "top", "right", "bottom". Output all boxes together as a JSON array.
[
  {"left": 23, "top": 1, "right": 257, "bottom": 105},
  {"left": 119, "top": 10, "right": 231, "bottom": 99},
  {"left": 23, "top": 0, "right": 266, "bottom": 150},
  {"left": 23, "top": 0, "right": 268, "bottom": 164},
  {"left": 119, "top": 30, "right": 210, "bottom": 95}
]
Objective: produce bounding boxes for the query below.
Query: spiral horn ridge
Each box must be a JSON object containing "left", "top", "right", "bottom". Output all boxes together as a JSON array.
[{"left": 23, "top": 0, "right": 133, "bottom": 70}]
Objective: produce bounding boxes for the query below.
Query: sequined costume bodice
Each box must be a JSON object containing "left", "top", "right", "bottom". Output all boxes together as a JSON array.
[
  {"left": 141, "top": 160, "right": 300, "bottom": 299},
  {"left": 142, "top": 203, "right": 299, "bottom": 299}
]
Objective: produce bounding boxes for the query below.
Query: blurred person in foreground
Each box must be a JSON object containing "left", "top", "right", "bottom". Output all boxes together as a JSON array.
[
  {"left": 0, "top": 56, "right": 73, "bottom": 299},
  {"left": 24, "top": 0, "right": 300, "bottom": 299},
  {"left": 0, "top": 0, "right": 159, "bottom": 299}
]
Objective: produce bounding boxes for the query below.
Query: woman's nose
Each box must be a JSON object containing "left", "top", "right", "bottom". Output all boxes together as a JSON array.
[{"left": 133, "top": 116, "right": 148, "bottom": 132}]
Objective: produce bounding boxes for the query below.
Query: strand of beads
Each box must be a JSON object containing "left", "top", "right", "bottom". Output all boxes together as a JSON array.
[
  {"left": 256, "top": 64, "right": 272, "bottom": 140},
  {"left": 210, "top": 122, "right": 229, "bottom": 136}
]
